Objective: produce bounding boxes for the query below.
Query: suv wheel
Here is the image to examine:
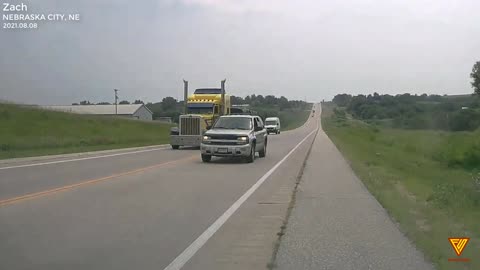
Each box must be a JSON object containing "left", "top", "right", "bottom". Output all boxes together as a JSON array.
[
  {"left": 201, "top": 154, "right": 211, "bottom": 162},
  {"left": 246, "top": 143, "right": 255, "bottom": 163},
  {"left": 259, "top": 141, "right": 267, "bottom": 158},
  {"left": 172, "top": 145, "right": 179, "bottom": 150}
]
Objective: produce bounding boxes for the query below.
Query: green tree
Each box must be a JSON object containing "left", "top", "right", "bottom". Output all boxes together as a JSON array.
[
  {"left": 471, "top": 61, "right": 480, "bottom": 94},
  {"left": 255, "top": 95, "right": 265, "bottom": 105},
  {"left": 449, "top": 109, "right": 480, "bottom": 131},
  {"left": 161, "top": 97, "right": 177, "bottom": 111},
  {"left": 97, "top": 102, "right": 111, "bottom": 105},
  {"left": 119, "top": 100, "right": 130, "bottom": 104},
  {"left": 278, "top": 96, "right": 290, "bottom": 110},
  {"left": 264, "top": 95, "right": 277, "bottom": 105},
  {"left": 333, "top": 94, "right": 352, "bottom": 107},
  {"left": 133, "top": 100, "right": 144, "bottom": 104},
  {"left": 347, "top": 95, "right": 367, "bottom": 117},
  {"left": 231, "top": 96, "right": 245, "bottom": 105}
]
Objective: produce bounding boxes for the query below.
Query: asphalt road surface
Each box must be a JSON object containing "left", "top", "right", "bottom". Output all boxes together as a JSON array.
[
  {"left": 0, "top": 105, "right": 318, "bottom": 270},
  {"left": 0, "top": 104, "right": 432, "bottom": 270}
]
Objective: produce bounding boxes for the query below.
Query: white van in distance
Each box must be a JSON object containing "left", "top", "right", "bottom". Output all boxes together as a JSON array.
[{"left": 265, "top": 117, "right": 281, "bottom": 134}]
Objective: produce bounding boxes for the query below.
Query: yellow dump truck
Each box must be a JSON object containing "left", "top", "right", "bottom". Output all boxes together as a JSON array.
[{"left": 170, "top": 80, "right": 231, "bottom": 149}]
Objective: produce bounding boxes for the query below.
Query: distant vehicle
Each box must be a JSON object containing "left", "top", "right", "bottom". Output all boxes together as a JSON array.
[
  {"left": 200, "top": 115, "right": 268, "bottom": 163},
  {"left": 265, "top": 117, "right": 281, "bottom": 134}
]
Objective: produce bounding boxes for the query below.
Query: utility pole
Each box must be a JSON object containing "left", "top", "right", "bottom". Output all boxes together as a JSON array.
[
  {"left": 114, "top": 89, "right": 119, "bottom": 115},
  {"left": 183, "top": 80, "right": 188, "bottom": 114},
  {"left": 221, "top": 79, "right": 226, "bottom": 116}
]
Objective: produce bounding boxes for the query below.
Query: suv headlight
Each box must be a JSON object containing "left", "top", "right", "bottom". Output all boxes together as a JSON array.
[
  {"left": 202, "top": 135, "right": 212, "bottom": 144},
  {"left": 237, "top": 136, "right": 249, "bottom": 144}
]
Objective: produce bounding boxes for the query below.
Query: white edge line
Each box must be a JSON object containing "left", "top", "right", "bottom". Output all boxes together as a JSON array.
[
  {"left": 163, "top": 125, "right": 319, "bottom": 270},
  {"left": 0, "top": 146, "right": 169, "bottom": 170}
]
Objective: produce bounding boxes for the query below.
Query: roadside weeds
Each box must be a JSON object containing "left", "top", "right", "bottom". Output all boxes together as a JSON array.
[{"left": 321, "top": 102, "right": 479, "bottom": 270}]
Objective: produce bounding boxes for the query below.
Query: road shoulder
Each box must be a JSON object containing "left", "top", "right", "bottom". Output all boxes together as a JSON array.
[
  {"left": 0, "top": 144, "right": 169, "bottom": 166},
  {"left": 275, "top": 117, "right": 433, "bottom": 269}
]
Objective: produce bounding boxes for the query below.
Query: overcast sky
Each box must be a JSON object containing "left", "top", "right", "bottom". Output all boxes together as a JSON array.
[{"left": 1, "top": 0, "right": 479, "bottom": 105}]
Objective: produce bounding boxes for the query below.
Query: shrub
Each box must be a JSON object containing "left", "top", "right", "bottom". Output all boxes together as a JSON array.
[
  {"left": 449, "top": 109, "right": 480, "bottom": 131},
  {"left": 462, "top": 144, "right": 480, "bottom": 169},
  {"left": 333, "top": 107, "right": 346, "bottom": 118}
]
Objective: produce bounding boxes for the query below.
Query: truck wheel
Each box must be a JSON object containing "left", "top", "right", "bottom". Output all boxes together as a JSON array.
[
  {"left": 171, "top": 145, "right": 179, "bottom": 150},
  {"left": 201, "top": 154, "right": 211, "bottom": 162},
  {"left": 259, "top": 142, "right": 267, "bottom": 158},
  {"left": 246, "top": 144, "right": 255, "bottom": 163}
]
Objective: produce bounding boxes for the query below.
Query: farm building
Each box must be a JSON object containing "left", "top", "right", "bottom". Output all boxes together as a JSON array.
[{"left": 41, "top": 104, "right": 153, "bottom": 121}]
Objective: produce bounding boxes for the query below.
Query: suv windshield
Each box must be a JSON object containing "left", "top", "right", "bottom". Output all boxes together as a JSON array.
[
  {"left": 213, "top": 117, "right": 252, "bottom": 130},
  {"left": 266, "top": 120, "right": 277, "bottom": 125}
]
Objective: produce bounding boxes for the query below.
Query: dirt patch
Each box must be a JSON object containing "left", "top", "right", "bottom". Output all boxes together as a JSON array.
[
  {"left": 395, "top": 182, "right": 417, "bottom": 203},
  {"left": 415, "top": 218, "right": 431, "bottom": 232}
]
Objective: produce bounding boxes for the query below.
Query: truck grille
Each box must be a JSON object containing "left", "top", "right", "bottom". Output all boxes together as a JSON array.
[
  {"left": 210, "top": 134, "right": 238, "bottom": 140},
  {"left": 180, "top": 116, "right": 201, "bottom": 135},
  {"left": 209, "top": 140, "right": 238, "bottom": 145}
]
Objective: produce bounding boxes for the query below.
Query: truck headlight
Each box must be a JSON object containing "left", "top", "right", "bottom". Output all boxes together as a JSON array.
[
  {"left": 237, "top": 136, "right": 249, "bottom": 144},
  {"left": 203, "top": 136, "right": 211, "bottom": 141}
]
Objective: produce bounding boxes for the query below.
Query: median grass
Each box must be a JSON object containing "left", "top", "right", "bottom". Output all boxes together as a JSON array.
[
  {"left": 0, "top": 103, "right": 172, "bottom": 159},
  {"left": 278, "top": 109, "right": 311, "bottom": 131},
  {"left": 322, "top": 102, "right": 479, "bottom": 270},
  {"left": 250, "top": 103, "right": 312, "bottom": 131}
]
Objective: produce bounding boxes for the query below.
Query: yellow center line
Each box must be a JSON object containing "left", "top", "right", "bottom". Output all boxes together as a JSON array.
[{"left": 0, "top": 155, "right": 197, "bottom": 207}]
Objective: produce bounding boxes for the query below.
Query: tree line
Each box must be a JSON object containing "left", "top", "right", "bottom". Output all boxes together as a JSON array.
[
  {"left": 332, "top": 92, "right": 480, "bottom": 131},
  {"left": 146, "top": 94, "right": 309, "bottom": 122},
  {"left": 332, "top": 60, "right": 480, "bottom": 131}
]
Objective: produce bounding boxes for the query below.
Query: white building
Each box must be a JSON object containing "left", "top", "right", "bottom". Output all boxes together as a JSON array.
[{"left": 41, "top": 104, "right": 153, "bottom": 121}]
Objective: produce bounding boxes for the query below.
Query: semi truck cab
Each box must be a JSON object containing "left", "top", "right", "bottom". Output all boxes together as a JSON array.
[{"left": 170, "top": 81, "right": 231, "bottom": 149}]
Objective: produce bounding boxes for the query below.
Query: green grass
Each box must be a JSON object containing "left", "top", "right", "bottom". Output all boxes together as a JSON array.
[
  {"left": 278, "top": 109, "right": 311, "bottom": 131},
  {"left": 248, "top": 103, "right": 312, "bottom": 131},
  {"left": 322, "top": 102, "right": 479, "bottom": 270},
  {"left": 0, "top": 103, "right": 172, "bottom": 159}
]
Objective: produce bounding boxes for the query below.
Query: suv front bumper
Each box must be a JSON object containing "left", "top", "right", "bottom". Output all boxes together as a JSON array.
[{"left": 201, "top": 143, "right": 252, "bottom": 157}]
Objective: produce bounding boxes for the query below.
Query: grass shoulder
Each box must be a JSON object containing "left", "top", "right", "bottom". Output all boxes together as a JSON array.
[
  {"left": 278, "top": 108, "right": 311, "bottom": 131},
  {"left": 0, "top": 103, "right": 172, "bottom": 159},
  {"left": 250, "top": 104, "right": 312, "bottom": 131}
]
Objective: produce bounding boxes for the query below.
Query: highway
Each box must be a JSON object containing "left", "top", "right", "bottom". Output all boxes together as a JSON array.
[
  {"left": 0, "top": 104, "right": 432, "bottom": 270},
  {"left": 0, "top": 105, "right": 319, "bottom": 270}
]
